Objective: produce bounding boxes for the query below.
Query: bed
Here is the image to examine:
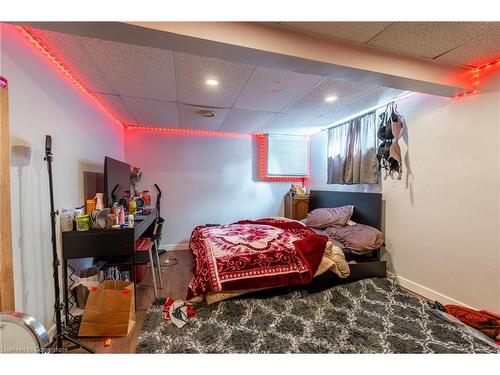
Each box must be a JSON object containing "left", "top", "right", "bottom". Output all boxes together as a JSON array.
[
  {"left": 308, "top": 190, "right": 383, "bottom": 259},
  {"left": 186, "top": 190, "right": 386, "bottom": 302},
  {"left": 306, "top": 190, "right": 386, "bottom": 288}
]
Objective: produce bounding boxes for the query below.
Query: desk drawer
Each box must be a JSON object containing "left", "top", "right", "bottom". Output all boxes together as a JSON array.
[{"left": 62, "top": 229, "right": 135, "bottom": 259}]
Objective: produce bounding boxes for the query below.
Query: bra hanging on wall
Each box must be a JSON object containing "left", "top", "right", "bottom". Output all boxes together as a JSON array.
[{"left": 376, "top": 102, "right": 405, "bottom": 179}]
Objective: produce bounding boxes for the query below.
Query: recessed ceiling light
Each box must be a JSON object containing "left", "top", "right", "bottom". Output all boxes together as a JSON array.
[
  {"left": 324, "top": 95, "right": 338, "bottom": 103},
  {"left": 198, "top": 109, "right": 216, "bottom": 118},
  {"left": 206, "top": 79, "right": 218, "bottom": 86}
]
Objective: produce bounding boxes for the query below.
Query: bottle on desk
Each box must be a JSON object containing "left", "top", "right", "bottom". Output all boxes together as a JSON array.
[
  {"left": 127, "top": 214, "right": 134, "bottom": 228},
  {"left": 119, "top": 206, "right": 125, "bottom": 225}
]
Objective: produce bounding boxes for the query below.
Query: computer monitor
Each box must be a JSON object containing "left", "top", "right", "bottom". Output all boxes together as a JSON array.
[{"left": 103, "top": 156, "right": 131, "bottom": 207}]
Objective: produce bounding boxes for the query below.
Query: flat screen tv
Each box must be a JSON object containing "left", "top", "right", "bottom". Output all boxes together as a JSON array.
[{"left": 104, "top": 156, "right": 131, "bottom": 207}]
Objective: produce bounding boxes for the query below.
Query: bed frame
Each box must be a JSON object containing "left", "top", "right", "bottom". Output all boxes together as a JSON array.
[
  {"left": 309, "top": 190, "right": 382, "bottom": 230},
  {"left": 242, "top": 190, "right": 386, "bottom": 299},
  {"left": 307, "top": 190, "right": 386, "bottom": 289}
]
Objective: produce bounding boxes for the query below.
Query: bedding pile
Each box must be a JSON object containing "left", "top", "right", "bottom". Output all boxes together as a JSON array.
[{"left": 187, "top": 218, "right": 345, "bottom": 301}]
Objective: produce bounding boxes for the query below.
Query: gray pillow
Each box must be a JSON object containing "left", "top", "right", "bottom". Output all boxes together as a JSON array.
[
  {"left": 325, "top": 223, "right": 384, "bottom": 253},
  {"left": 305, "top": 205, "right": 354, "bottom": 229}
]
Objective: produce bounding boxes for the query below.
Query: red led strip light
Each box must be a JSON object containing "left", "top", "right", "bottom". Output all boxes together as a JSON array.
[
  {"left": 127, "top": 125, "right": 251, "bottom": 138},
  {"left": 455, "top": 58, "right": 500, "bottom": 99},
  {"left": 17, "top": 26, "right": 124, "bottom": 128},
  {"left": 17, "top": 25, "right": 256, "bottom": 138},
  {"left": 255, "top": 134, "right": 309, "bottom": 182}
]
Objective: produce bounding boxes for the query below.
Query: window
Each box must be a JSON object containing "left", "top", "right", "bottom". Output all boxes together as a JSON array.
[
  {"left": 267, "top": 134, "right": 308, "bottom": 177},
  {"left": 327, "top": 111, "right": 378, "bottom": 184}
]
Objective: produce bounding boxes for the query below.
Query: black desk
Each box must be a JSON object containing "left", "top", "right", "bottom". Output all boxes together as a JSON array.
[{"left": 61, "top": 212, "right": 157, "bottom": 335}]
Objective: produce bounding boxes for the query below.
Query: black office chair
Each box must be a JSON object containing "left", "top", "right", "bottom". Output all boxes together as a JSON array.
[{"left": 150, "top": 217, "right": 178, "bottom": 289}]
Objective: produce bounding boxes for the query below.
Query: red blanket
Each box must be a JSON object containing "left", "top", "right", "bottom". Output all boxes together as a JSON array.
[{"left": 186, "top": 218, "right": 327, "bottom": 299}]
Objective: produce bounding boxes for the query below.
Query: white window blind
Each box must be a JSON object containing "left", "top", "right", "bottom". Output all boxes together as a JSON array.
[{"left": 267, "top": 134, "right": 308, "bottom": 176}]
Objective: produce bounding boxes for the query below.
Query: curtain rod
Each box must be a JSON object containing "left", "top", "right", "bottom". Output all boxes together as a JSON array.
[{"left": 320, "top": 91, "right": 414, "bottom": 133}]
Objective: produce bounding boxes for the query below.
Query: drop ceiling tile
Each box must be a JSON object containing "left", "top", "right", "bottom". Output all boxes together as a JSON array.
[
  {"left": 298, "top": 115, "right": 336, "bottom": 130},
  {"left": 286, "top": 87, "right": 406, "bottom": 135},
  {"left": 82, "top": 38, "right": 177, "bottom": 101},
  {"left": 321, "top": 87, "right": 407, "bottom": 125},
  {"left": 178, "top": 104, "right": 230, "bottom": 131},
  {"left": 219, "top": 109, "right": 277, "bottom": 133},
  {"left": 175, "top": 52, "right": 255, "bottom": 108},
  {"left": 283, "top": 79, "right": 379, "bottom": 118},
  {"left": 254, "top": 113, "right": 314, "bottom": 134},
  {"left": 233, "top": 67, "right": 324, "bottom": 112},
  {"left": 368, "top": 22, "right": 498, "bottom": 59},
  {"left": 121, "top": 97, "right": 179, "bottom": 127},
  {"left": 95, "top": 93, "right": 138, "bottom": 124},
  {"left": 30, "top": 29, "right": 116, "bottom": 94},
  {"left": 436, "top": 28, "right": 500, "bottom": 67},
  {"left": 279, "top": 22, "right": 393, "bottom": 44}
]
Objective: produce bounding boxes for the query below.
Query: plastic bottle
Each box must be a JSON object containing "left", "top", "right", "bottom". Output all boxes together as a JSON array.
[{"left": 119, "top": 205, "right": 125, "bottom": 225}]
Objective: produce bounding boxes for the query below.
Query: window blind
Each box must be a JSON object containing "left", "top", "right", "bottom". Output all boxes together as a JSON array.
[{"left": 267, "top": 134, "right": 308, "bottom": 176}]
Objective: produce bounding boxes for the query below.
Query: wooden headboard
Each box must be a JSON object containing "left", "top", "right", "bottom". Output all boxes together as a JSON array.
[{"left": 309, "top": 190, "right": 382, "bottom": 230}]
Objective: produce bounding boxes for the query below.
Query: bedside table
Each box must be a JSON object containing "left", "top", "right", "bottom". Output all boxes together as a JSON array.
[{"left": 284, "top": 195, "right": 309, "bottom": 221}]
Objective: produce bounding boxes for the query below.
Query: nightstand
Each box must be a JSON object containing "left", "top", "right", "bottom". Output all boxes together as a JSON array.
[{"left": 284, "top": 195, "right": 309, "bottom": 221}]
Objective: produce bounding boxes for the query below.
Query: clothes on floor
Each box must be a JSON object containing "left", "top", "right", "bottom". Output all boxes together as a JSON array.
[
  {"left": 443, "top": 304, "right": 500, "bottom": 341},
  {"left": 163, "top": 298, "right": 196, "bottom": 328}
]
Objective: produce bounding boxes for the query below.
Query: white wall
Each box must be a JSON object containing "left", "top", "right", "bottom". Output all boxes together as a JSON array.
[
  {"left": 1, "top": 25, "right": 124, "bottom": 329},
  {"left": 310, "top": 91, "right": 500, "bottom": 311},
  {"left": 124, "top": 131, "right": 291, "bottom": 248}
]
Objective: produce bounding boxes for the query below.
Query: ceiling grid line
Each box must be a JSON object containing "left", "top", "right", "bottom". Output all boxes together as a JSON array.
[
  {"left": 431, "top": 28, "right": 500, "bottom": 64},
  {"left": 254, "top": 77, "right": 329, "bottom": 133},
  {"left": 300, "top": 86, "right": 386, "bottom": 129},
  {"left": 218, "top": 66, "right": 258, "bottom": 131},
  {"left": 365, "top": 22, "right": 395, "bottom": 44}
]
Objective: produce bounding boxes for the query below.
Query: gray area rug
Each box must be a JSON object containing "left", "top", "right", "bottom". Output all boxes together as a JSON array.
[{"left": 137, "top": 278, "right": 499, "bottom": 353}]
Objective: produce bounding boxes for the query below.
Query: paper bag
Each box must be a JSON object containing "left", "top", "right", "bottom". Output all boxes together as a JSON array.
[{"left": 78, "top": 280, "right": 136, "bottom": 337}]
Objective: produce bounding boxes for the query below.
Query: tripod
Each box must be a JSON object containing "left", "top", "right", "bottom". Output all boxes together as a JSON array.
[{"left": 44, "top": 135, "right": 95, "bottom": 354}]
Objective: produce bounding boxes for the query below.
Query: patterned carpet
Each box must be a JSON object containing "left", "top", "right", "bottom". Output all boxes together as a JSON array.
[{"left": 137, "top": 278, "right": 499, "bottom": 353}]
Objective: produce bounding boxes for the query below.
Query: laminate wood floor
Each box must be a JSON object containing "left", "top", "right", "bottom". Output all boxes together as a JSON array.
[{"left": 70, "top": 250, "right": 193, "bottom": 354}]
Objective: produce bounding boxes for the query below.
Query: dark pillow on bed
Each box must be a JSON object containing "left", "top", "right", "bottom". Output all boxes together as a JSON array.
[
  {"left": 304, "top": 205, "right": 354, "bottom": 229},
  {"left": 324, "top": 223, "right": 384, "bottom": 253}
]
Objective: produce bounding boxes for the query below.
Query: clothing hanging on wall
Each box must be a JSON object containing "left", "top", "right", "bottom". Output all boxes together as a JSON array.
[{"left": 376, "top": 103, "right": 404, "bottom": 179}]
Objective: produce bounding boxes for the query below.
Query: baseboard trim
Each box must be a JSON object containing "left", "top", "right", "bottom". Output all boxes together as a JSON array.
[
  {"left": 160, "top": 243, "right": 189, "bottom": 251},
  {"left": 388, "top": 272, "right": 474, "bottom": 309}
]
